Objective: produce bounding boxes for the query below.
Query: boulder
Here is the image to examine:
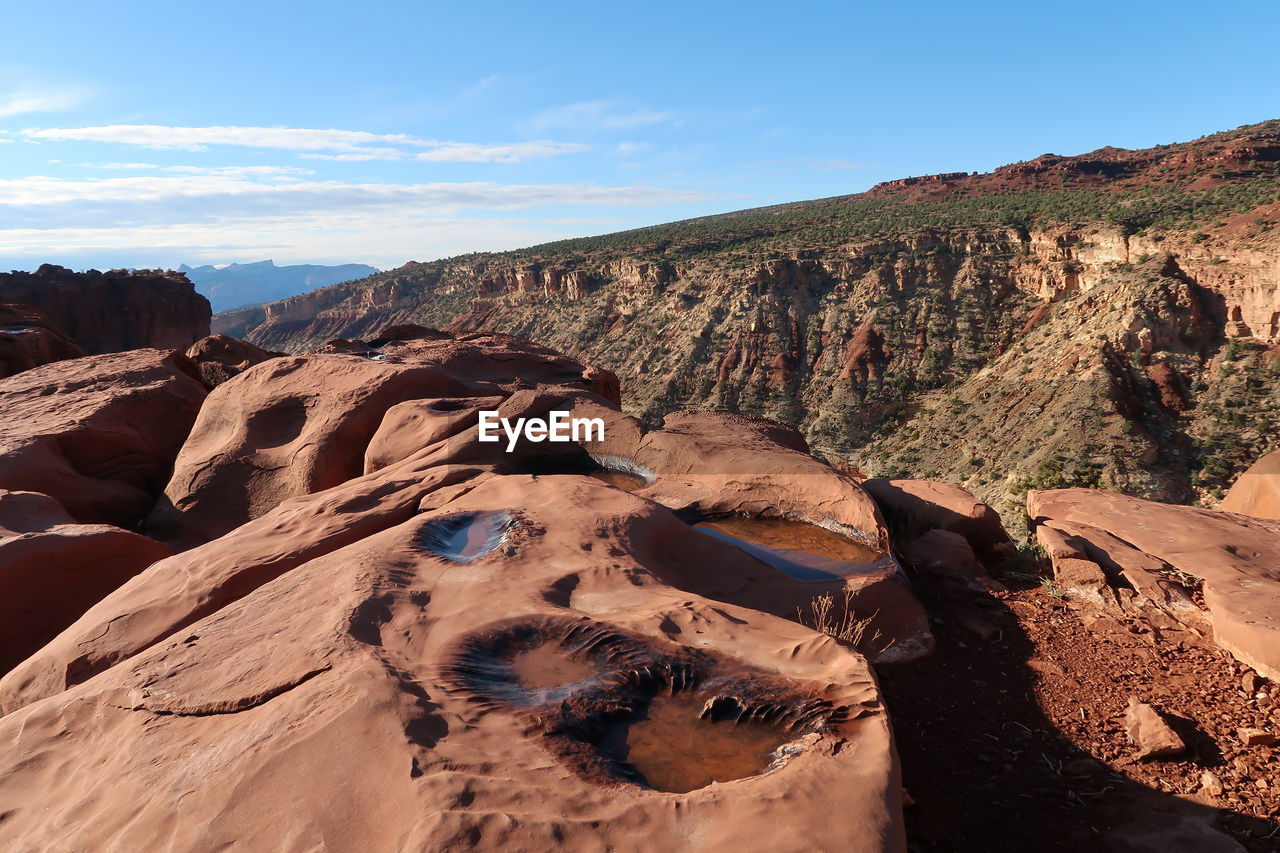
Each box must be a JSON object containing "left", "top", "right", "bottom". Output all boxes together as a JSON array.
[
  {"left": 0, "top": 490, "right": 172, "bottom": 675},
  {"left": 0, "top": 303, "right": 85, "bottom": 378},
  {"left": 897, "top": 529, "right": 1004, "bottom": 592},
  {"left": 1124, "top": 698, "right": 1185, "bottom": 760},
  {"left": 184, "top": 334, "right": 281, "bottom": 387},
  {"left": 0, "top": 349, "right": 208, "bottom": 526},
  {"left": 862, "top": 478, "right": 1014, "bottom": 564}
]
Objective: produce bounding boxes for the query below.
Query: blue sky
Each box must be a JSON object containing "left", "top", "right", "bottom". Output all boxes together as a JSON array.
[{"left": 1, "top": 1, "right": 1277, "bottom": 271}]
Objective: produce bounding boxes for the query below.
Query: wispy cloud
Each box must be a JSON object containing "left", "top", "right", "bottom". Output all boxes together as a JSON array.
[
  {"left": 20, "top": 124, "right": 425, "bottom": 153},
  {"left": 0, "top": 88, "right": 84, "bottom": 119},
  {"left": 416, "top": 141, "right": 589, "bottom": 163},
  {"left": 77, "top": 163, "right": 314, "bottom": 178},
  {"left": 525, "top": 100, "right": 678, "bottom": 133},
  {"left": 0, "top": 175, "right": 723, "bottom": 227},
  {"left": 19, "top": 124, "right": 592, "bottom": 164}
]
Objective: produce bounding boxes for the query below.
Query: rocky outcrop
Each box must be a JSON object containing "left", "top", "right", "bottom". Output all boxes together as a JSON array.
[
  {"left": 0, "top": 349, "right": 208, "bottom": 526},
  {"left": 0, "top": 265, "right": 210, "bottom": 354},
  {"left": 0, "top": 332, "right": 911, "bottom": 851},
  {"left": 148, "top": 334, "right": 618, "bottom": 548},
  {"left": 0, "top": 490, "right": 171, "bottom": 674},
  {"left": 0, "top": 303, "right": 85, "bottom": 378},
  {"left": 1028, "top": 488, "right": 1280, "bottom": 681},
  {"left": 862, "top": 479, "right": 1013, "bottom": 565}
]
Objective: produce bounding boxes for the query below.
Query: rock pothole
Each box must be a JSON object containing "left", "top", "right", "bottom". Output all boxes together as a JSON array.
[{"left": 445, "top": 616, "right": 847, "bottom": 792}]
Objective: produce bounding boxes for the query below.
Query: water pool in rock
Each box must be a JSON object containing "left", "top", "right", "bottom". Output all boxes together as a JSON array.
[
  {"left": 693, "top": 517, "right": 883, "bottom": 582},
  {"left": 510, "top": 642, "right": 600, "bottom": 690},
  {"left": 416, "top": 510, "right": 512, "bottom": 562},
  {"left": 585, "top": 469, "right": 650, "bottom": 492},
  {"left": 603, "top": 693, "right": 791, "bottom": 793}
]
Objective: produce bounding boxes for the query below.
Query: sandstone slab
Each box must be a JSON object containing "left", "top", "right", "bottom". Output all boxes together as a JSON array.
[{"left": 1028, "top": 488, "right": 1280, "bottom": 680}]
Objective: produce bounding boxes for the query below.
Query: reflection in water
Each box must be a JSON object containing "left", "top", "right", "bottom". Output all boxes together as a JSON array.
[
  {"left": 416, "top": 511, "right": 513, "bottom": 562},
  {"left": 586, "top": 469, "right": 650, "bottom": 492},
  {"left": 510, "top": 643, "right": 599, "bottom": 690},
  {"left": 605, "top": 693, "right": 790, "bottom": 793},
  {"left": 694, "top": 517, "right": 883, "bottom": 582}
]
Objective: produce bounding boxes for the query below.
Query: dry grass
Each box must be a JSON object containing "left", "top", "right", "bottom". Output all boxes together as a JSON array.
[{"left": 799, "top": 587, "right": 882, "bottom": 648}]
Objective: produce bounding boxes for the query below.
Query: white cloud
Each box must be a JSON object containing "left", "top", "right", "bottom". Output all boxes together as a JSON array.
[
  {"left": 416, "top": 141, "right": 589, "bottom": 163},
  {"left": 0, "top": 215, "right": 628, "bottom": 271},
  {"left": 19, "top": 124, "right": 592, "bottom": 164},
  {"left": 0, "top": 175, "right": 723, "bottom": 230},
  {"left": 298, "top": 149, "right": 408, "bottom": 162},
  {"left": 525, "top": 100, "right": 678, "bottom": 133},
  {"left": 0, "top": 88, "right": 84, "bottom": 119},
  {"left": 20, "top": 124, "right": 426, "bottom": 153}
]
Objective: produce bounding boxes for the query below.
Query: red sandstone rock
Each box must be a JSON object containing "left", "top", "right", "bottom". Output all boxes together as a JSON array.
[
  {"left": 0, "top": 462, "right": 905, "bottom": 852},
  {"left": 1028, "top": 488, "right": 1280, "bottom": 681},
  {"left": 0, "top": 303, "right": 85, "bottom": 378},
  {"left": 184, "top": 334, "right": 281, "bottom": 387},
  {"left": 0, "top": 264, "right": 210, "bottom": 354},
  {"left": 898, "top": 529, "right": 1004, "bottom": 592},
  {"left": 862, "top": 478, "right": 1014, "bottom": 564},
  {"left": 0, "top": 349, "right": 208, "bottom": 526},
  {"left": 1124, "top": 698, "right": 1185, "bottom": 760},
  {"left": 148, "top": 333, "right": 611, "bottom": 548},
  {"left": 0, "top": 490, "right": 172, "bottom": 675},
  {"left": 1220, "top": 450, "right": 1280, "bottom": 520}
]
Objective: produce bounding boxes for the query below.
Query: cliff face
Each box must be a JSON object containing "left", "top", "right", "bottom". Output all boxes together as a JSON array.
[
  {"left": 0, "top": 265, "right": 211, "bottom": 355},
  {"left": 214, "top": 122, "right": 1280, "bottom": 531}
]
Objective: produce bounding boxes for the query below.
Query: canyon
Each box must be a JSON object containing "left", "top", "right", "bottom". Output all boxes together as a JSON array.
[
  {"left": 213, "top": 121, "right": 1280, "bottom": 534},
  {"left": 2, "top": 120, "right": 1280, "bottom": 850}
]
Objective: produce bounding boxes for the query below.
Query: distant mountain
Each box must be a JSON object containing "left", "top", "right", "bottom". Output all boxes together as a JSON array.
[{"left": 179, "top": 260, "right": 378, "bottom": 313}]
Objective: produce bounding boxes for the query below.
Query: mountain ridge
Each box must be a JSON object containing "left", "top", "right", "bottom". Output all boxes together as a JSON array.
[{"left": 212, "top": 120, "right": 1280, "bottom": 532}]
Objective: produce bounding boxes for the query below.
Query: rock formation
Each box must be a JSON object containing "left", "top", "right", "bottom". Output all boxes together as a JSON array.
[
  {"left": 0, "top": 349, "right": 208, "bottom": 527},
  {"left": 0, "top": 330, "right": 924, "bottom": 851},
  {"left": 0, "top": 303, "right": 85, "bottom": 378},
  {"left": 1028, "top": 487, "right": 1280, "bottom": 681},
  {"left": 1220, "top": 450, "right": 1280, "bottom": 520},
  {"left": 0, "top": 264, "right": 210, "bottom": 354},
  {"left": 0, "top": 489, "right": 172, "bottom": 674},
  {"left": 184, "top": 333, "right": 281, "bottom": 386}
]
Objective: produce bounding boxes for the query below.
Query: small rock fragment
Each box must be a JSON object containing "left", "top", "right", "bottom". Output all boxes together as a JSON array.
[
  {"left": 1200, "top": 770, "right": 1224, "bottom": 796},
  {"left": 1238, "top": 727, "right": 1277, "bottom": 747},
  {"left": 1242, "top": 670, "right": 1258, "bottom": 694},
  {"left": 1125, "top": 697, "right": 1185, "bottom": 759}
]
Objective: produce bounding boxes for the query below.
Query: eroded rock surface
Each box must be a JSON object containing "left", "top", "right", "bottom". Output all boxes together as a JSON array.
[
  {"left": 0, "top": 348, "right": 208, "bottom": 526},
  {"left": 148, "top": 334, "right": 619, "bottom": 548},
  {"left": 0, "top": 303, "right": 85, "bottom": 378},
  {"left": 0, "top": 339, "right": 909, "bottom": 849},
  {"left": 0, "top": 490, "right": 172, "bottom": 675},
  {"left": 0, "top": 264, "right": 210, "bottom": 353},
  {"left": 1029, "top": 488, "right": 1280, "bottom": 681}
]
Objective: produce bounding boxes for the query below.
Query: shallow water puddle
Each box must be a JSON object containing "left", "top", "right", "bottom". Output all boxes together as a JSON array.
[
  {"left": 606, "top": 693, "right": 791, "bottom": 793},
  {"left": 694, "top": 517, "right": 883, "bottom": 582},
  {"left": 586, "top": 469, "right": 650, "bottom": 492},
  {"left": 510, "top": 643, "right": 599, "bottom": 690},
  {"left": 417, "top": 510, "right": 512, "bottom": 562}
]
